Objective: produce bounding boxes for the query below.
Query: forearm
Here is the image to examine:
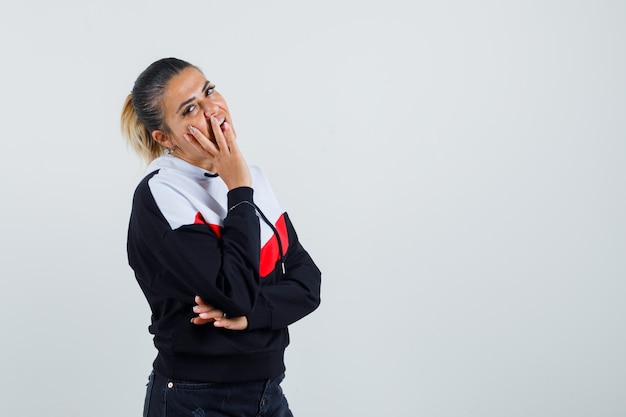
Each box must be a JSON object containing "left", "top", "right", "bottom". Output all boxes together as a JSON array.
[
  {"left": 247, "top": 241, "right": 321, "bottom": 330},
  {"left": 158, "top": 187, "right": 262, "bottom": 316}
]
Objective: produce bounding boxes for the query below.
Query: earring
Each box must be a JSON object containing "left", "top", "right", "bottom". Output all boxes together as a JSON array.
[{"left": 165, "top": 147, "right": 175, "bottom": 154}]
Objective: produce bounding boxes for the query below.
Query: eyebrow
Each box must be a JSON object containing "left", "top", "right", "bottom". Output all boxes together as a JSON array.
[{"left": 176, "top": 81, "right": 211, "bottom": 114}]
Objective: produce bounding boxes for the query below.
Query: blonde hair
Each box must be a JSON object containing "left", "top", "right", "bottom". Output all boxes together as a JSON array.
[
  {"left": 120, "top": 57, "right": 196, "bottom": 163},
  {"left": 120, "top": 93, "right": 165, "bottom": 163}
]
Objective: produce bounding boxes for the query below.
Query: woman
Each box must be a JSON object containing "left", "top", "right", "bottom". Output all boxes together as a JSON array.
[{"left": 121, "top": 57, "right": 321, "bottom": 417}]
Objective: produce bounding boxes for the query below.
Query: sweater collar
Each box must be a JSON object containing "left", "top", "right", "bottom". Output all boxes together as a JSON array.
[{"left": 146, "top": 154, "right": 218, "bottom": 180}]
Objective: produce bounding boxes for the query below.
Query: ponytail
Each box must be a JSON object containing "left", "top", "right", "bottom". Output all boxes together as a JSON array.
[{"left": 120, "top": 93, "right": 163, "bottom": 163}]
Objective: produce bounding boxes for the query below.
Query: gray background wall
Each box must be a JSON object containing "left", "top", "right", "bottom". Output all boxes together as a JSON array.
[{"left": 1, "top": 1, "right": 624, "bottom": 416}]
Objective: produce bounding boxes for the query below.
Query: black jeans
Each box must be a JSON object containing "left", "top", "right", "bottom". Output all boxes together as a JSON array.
[{"left": 143, "top": 371, "right": 294, "bottom": 417}]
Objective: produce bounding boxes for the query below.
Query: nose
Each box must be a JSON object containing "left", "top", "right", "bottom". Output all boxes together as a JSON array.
[{"left": 202, "top": 100, "right": 219, "bottom": 119}]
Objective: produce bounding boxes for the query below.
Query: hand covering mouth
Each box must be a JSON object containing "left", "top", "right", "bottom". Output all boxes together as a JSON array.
[{"left": 205, "top": 117, "right": 227, "bottom": 143}]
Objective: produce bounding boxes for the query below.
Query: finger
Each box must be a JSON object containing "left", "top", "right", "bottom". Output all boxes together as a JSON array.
[
  {"left": 183, "top": 131, "right": 213, "bottom": 155},
  {"left": 221, "top": 121, "right": 239, "bottom": 151},
  {"left": 209, "top": 116, "right": 230, "bottom": 153},
  {"left": 193, "top": 303, "right": 214, "bottom": 314},
  {"left": 212, "top": 317, "right": 232, "bottom": 328},
  {"left": 220, "top": 120, "right": 235, "bottom": 141},
  {"left": 186, "top": 126, "right": 218, "bottom": 152},
  {"left": 193, "top": 296, "right": 211, "bottom": 308},
  {"left": 213, "top": 317, "right": 226, "bottom": 327},
  {"left": 213, "top": 316, "right": 248, "bottom": 330},
  {"left": 198, "top": 310, "right": 225, "bottom": 320},
  {"left": 187, "top": 126, "right": 219, "bottom": 155},
  {"left": 192, "top": 297, "right": 217, "bottom": 314},
  {"left": 190, "top": 317, "right": 213, "bottom": 325}
]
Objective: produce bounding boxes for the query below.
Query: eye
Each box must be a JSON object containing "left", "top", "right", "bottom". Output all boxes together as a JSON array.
[
  {"left": 206, "top": 83, "right": 216, "bottom": 96},
  {"left": 183, "top": 104, "right": 196, "bottom": 116}
]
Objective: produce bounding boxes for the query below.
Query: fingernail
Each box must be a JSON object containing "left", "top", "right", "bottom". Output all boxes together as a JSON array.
[
  {"left": 193, "top": 306, "right": 199, "bottom": 312},
  {"left": 188, "top": 126, "right": 195, "bottom": 133}
]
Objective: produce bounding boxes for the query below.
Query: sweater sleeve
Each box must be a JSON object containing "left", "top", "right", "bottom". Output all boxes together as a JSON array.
[
  {"left": 129, "top": 184, "right": 261, "bottom": 318},
  {"left": 246, "top": 213, "right": 321, "bottom": 330}
]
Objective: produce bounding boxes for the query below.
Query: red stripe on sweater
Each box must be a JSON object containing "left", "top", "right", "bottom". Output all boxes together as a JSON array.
[
  {"left": 195, "top": 211, "right": 288, "bottom": 278},
  {"left": 194, "top": 212, "right": 222, "bottom": 238}
]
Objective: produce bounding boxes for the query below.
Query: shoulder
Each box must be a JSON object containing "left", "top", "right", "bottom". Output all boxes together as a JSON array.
[
  {"left": 146, "top": 167, "right": 196, "bottom": 206},
  {"left": 145, "top": 169, "right": 211, "bottom": 230}
]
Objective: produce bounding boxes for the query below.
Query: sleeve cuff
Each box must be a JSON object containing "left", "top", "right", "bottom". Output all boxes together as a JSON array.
[
  {"left": 227, "top": 187, "right": 254, "bottom": 210},
  {"left": 247, "top": 296, "right": 272, "bottom": 330}
]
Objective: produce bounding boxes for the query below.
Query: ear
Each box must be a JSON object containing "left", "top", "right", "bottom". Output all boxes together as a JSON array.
[{"left": 152, "top": 129, "right": 174, "bottom": 149}]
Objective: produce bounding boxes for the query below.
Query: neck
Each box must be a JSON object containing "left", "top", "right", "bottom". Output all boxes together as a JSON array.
[{"left": 171, "top": 153, "right": 215, "bottom": 173}]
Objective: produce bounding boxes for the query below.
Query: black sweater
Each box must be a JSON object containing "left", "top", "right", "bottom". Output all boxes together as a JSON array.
[{"left": 127, "top": 155, "right": 321, "bottom": 382}]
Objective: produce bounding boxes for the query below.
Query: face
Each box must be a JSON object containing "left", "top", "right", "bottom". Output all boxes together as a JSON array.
[{"left": 153, "top": 66, "right": 234, "bottom": 169}]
